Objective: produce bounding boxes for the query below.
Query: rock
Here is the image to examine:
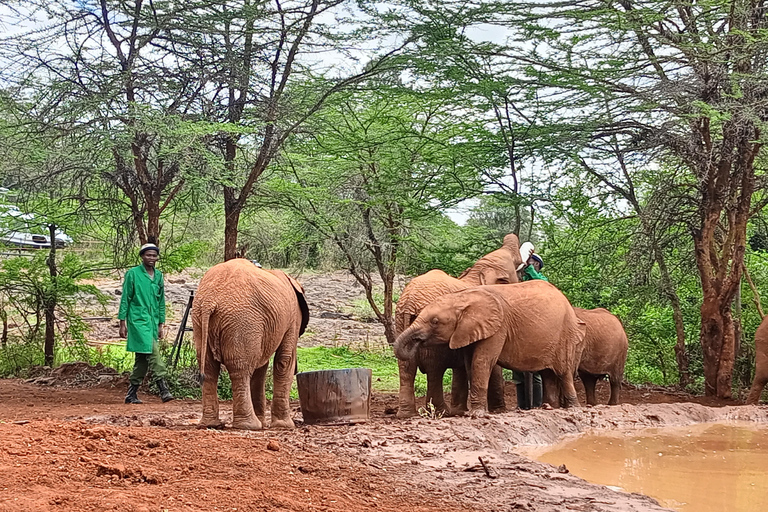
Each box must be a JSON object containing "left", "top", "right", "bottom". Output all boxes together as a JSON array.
[
  {"left": 96, "top": 463, "right": 126, "bottom": 479},
  {"left": 266, "top": 439, "right": 281, "bottom": 451},
  {"left": 557, "top": 464, "right": 569, "bottom": 474},
  {"left": 114, "top": 289, "right": 122, "bottom": 295}
]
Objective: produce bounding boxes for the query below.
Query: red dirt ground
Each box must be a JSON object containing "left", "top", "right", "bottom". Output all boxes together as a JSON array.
[
  {"left": 1, "top": 379, "right": 478, "bottom": 512},
  {"left": 0, "top": 377, "right": 748, "bottom": 512}
]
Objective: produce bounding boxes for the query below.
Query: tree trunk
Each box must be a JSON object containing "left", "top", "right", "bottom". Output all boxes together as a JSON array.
[
  {"left": 146, "top": 198, "right": 161, "bottom": 244},
  {"left": 224, "top": 188, "right": 242, "bottom": 261},
  {"left": 44, "top": 224, "right": 57, "bottom": 367},
  {"left": 0, "top": 306, "right": 7, "bottom": 348}
]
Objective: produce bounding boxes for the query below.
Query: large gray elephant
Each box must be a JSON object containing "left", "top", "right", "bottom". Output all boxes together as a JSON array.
[
  {"left": 395, "top": 281, "right": 586, "bottom": 416},
  {"left": 192, "top": 259, "right": 309, "bottom": 430},
  {"left": 395, "top": 234, "right": 524, "bottom": 418}
]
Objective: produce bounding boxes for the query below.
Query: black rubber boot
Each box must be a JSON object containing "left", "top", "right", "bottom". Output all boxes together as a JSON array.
[
  {"left": 156, "top": 379, "right": 174, "bottom": 403},
  {"left": 125, "top": 384, "right": 142, "bottom": 404}
]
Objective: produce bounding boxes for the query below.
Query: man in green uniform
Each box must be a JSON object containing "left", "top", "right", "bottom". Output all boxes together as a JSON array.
[
  {"left": 118, "top": 243, "right": 174, "bottom": 404},
  {"left": 515, "top": 247, "right": 547, "bottom": 409}
]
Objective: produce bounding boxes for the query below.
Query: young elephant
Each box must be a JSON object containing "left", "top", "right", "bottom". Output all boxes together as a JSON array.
[
  {"left": 746, "top": 315, "right": 768, "bottom": 404},
  {"left": 395, "top": 234, "right": 524, "bottom": 418},
  {"left": 192, "top": 259, "right": 309, "bottom": 430},
  {"left": 395, "top": 281, "right": 586, "bottom": 415},
  {"left": 574, "top": 307, "right": 628, "bottom": 405}
]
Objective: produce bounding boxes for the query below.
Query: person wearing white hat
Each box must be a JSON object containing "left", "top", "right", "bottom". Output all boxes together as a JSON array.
[
  {"left": 515, "top": 242, "right": 548, "bottom": 409},
  {"left": 118, "top": 242, "right": 173, "bottom": 404}
]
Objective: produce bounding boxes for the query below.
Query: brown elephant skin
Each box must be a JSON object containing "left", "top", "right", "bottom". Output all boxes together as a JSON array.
[
  {"left": 395, "top": 234, "right": 523, "bottom": 418},
  {"left": 747, "top": 315, "right": 768, "bottom": 404},
  {"left": 574, "top": 307, "right": 628, "bottom": 405},
  {"left": 192, "top": 259, "right": 309, "bottom": 430},
  {"left": 395, "top": 281, "right": 586, "bottom": 415}
]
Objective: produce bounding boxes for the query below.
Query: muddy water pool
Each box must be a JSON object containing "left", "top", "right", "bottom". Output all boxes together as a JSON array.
[{"left": 518, "top": 422, "right": 768, "bottom": 512}]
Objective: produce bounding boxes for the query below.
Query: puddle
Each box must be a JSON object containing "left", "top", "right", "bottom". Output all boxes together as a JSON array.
[{"left": 518, "top": 422, "right": 768, "bottom": 512}]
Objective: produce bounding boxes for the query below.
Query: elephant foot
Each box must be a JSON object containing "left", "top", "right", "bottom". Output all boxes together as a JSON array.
[
  {"left": 488, "top": 405, "right": 507, "bottom": 414},
  {"left": 468, "top": 408, "right": 490, "bottom": 419},
  {"left": 270, "top": 417, "right": 295, "bottom": 429},
  {"left": 396, "top": 406, "right": 418, "bottom": 419},
  {"left": 232, "top": 418, "right": 263, "bottom": 431},
  {"left": 444, "top": 408, "right": 466, "bottom": 417},
  {"left": 197, "top": 418, "right": 226, "bottom": 430}
]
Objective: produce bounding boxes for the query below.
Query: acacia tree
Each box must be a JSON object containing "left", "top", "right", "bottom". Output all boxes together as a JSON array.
[
  {"left": 264, "top": 88, "right": 483, "bottom": 345},
  {"left": 401, "top": 0, "right": 768, "bottom": 397},
  {"left": 1, "top": 0, "right": 212, "bottom": 246},
  {"left": 166, "top": 0, "right": 407, "bottom": 260}
]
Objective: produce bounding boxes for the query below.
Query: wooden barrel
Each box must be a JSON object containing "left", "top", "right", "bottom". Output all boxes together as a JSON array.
[{"left": 296, "top": 368, "right": 372, "bottom": 425}]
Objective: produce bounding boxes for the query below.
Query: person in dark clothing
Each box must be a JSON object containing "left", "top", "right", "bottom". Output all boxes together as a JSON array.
[{"left": 514, "top": 245, "right": 547, "bottom": 409}]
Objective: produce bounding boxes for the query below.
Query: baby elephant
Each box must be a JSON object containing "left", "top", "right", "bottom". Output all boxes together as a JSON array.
[
  {"left": 192, "top": 259, "right": 309, "bottom": 430},
  {"left": 394, "top": 281, "right": 586, "bottom": 416},
  {"left": 574, "top": 307, "right": 628, "bottom": 405}
]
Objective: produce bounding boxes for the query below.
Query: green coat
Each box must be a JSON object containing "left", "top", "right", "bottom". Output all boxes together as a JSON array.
[
  {"left": 118, "top": 265, "right": 166, "bottom": 354},
  {"left": 522, "top": 265, "right": 548, "bottom": 282}
]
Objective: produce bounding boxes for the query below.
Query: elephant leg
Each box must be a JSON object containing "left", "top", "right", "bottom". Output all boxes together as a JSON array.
[
  {"left": 230, "top": 367, "right": 262, "bottom": 430},
  {"left": 487, "top": 365, "right": 506, "bottom": 413},
  {"left": 608, "top": 372, "right": 621, "bottom": 406},
  {"left": 450, "top": 364, "right": 469, "bottom": 415},
  {"left": 198, "top": 357, "right": 225, "bottom": 429},
  {"left": 467, "top": 338, "right": 502, "bottom": 417},
  {"left": 251, "top": 363, "right": 269, "bottom": 426},
  {"left": 746, "top": 374, "right": 768, "bottom": 405},
  {"left": 270, "top": 337, "right": 296, "bottom": 429},
  {"left": 540, "top": 369, "right": 560, "bottom": 408},
  {"left": 559, "top": 369, "right": 580, "bottom": 408},
  {"left": 579, "top": 370, "right": 599, "bottom": 406},
  {"left": 426, "top": 370, "right": 448, "bottom": 415},
  {"left": 397, "top": 358, "right": 419, "bottom": 418}
]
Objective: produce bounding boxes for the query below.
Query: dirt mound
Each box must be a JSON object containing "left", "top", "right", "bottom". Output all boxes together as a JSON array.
[{"left": 25, "top": 362, "right": 126, "bottom": 388}]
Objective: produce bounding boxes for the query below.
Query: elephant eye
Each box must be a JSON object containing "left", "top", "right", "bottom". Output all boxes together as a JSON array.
[
  {"left": 430, "top": 317, "right": 439, "bottom": 325},
  {"left": 496, "top": 278, "right": 509, "bottom": 284}
]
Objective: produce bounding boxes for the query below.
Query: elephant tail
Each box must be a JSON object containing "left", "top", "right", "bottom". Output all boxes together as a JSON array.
[{"left": 197, "top": 303, "right": 214, "bottom": 385}]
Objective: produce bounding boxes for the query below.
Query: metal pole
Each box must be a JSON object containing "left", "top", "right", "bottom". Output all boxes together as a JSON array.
[{"left": 169, "top": 291, "right": 194, "bottom": 368}]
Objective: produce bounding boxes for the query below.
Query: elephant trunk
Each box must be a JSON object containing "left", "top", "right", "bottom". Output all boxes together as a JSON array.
[{"left": 394, "top": 325, "right": 423, "bottom": 361}]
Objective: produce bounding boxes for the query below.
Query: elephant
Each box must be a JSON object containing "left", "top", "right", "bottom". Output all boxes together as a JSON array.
[
  {"left": 192, "top": 259, "right": 309, "bottom": 430},
  {"left": 573, "top": 307, "right": 628, "bottom": 405},
  {"left": 394, "top": 234, "right": 524, "bottom": 418},
  {"left": 394, "top": 281, "right": 586, "bottom": 415},
  {"left": 747, "top": 315, "right": 768, "bottom": 404}
]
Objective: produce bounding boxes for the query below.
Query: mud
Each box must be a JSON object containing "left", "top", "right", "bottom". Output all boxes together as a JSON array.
[{"left": 520, "top": 422, "right": 768, "bottom": 512}]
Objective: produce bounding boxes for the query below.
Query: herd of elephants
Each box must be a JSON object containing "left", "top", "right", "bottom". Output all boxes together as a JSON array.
[{"left": 189, "top": 234, "right": 768, "bottom": 430}]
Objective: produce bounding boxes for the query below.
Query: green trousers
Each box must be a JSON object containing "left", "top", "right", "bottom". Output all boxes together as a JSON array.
[{"left": 129, "top": 341, "right": 168, "bottom": 386}]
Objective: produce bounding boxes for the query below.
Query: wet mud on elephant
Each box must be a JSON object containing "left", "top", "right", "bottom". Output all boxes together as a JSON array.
[
  {"left": 395, "top": 234, "right": 524, "bottom": 418},
  {"left": 395, "top": 281, "right": 586, "bottom": 416},
  {"left": 192, "top": 259, "right": 309, "bottom": 430}
]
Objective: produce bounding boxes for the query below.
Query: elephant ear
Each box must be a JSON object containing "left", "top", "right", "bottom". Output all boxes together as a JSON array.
[
  {"left": 270, "top": 270, "right": 310, "bottom": 337},
  {"left": 449, "top": 288, "right": 504, "bottom": 349}
]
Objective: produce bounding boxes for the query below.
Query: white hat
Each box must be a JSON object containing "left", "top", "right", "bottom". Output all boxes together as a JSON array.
[{"left": 139, "top": 243, "right": 159, "bottom": 256}]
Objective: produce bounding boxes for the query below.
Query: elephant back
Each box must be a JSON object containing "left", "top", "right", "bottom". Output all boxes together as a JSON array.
[
  {"left": 396, "top": 270, "right": 467, "bottom": 334},
  {"left": 574, "top": 307, "right": 628, "bottom": 375},
  {"left": 194, "top": 259, "right": 301, "bottom": 340}
]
